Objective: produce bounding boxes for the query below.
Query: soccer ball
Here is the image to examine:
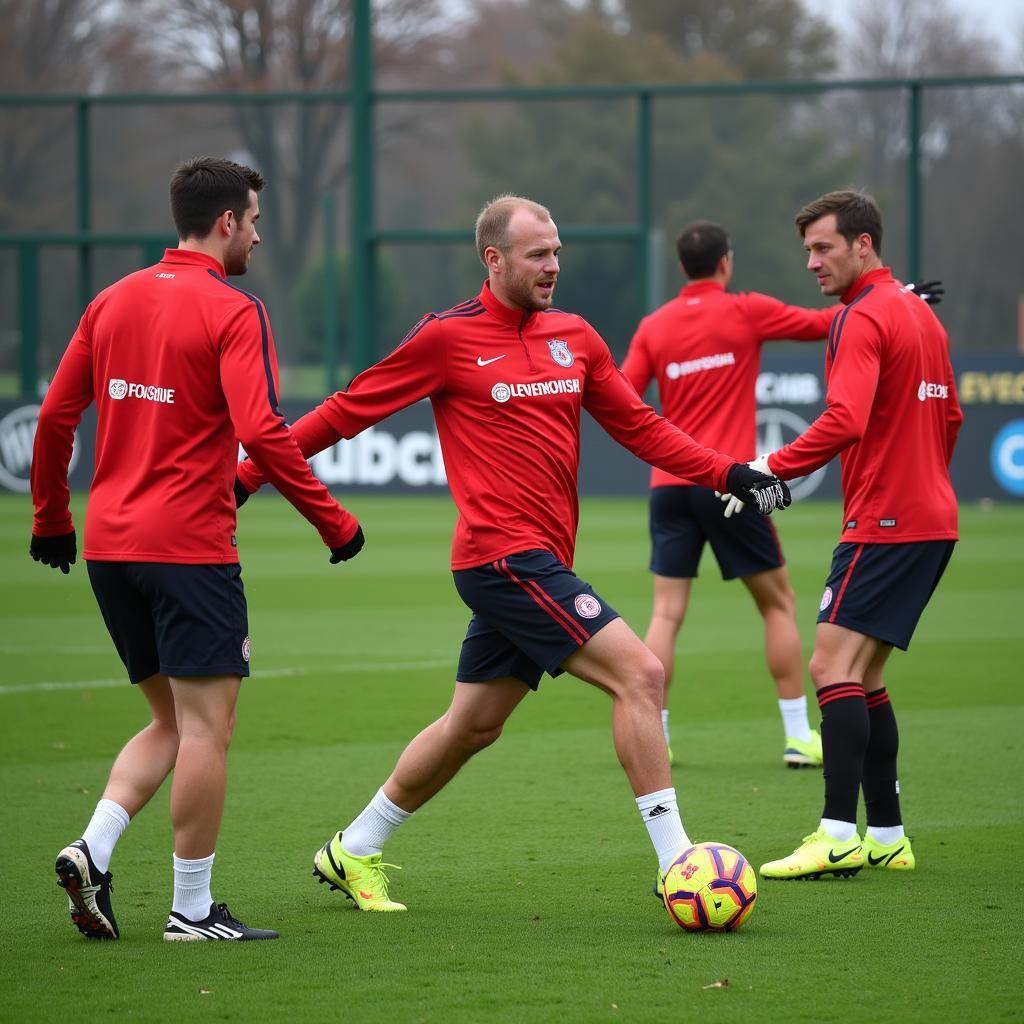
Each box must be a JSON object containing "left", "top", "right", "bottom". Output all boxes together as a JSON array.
[{"left": 661, "top": 842, "right": 757, "bottom": 932}]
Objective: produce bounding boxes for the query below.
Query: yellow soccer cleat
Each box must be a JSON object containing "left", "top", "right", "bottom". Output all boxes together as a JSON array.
[
  {"left": 783, "top": 730, "right": 823, "bottom": 769},
  {"left": 862, "top": 833, "right": 915, "bottom": 870},
  {"left": 313, "top": 832, "right": 406, "bottom": 911},
  {"left": 760, "top": 827, "right": 864, "bottom": 880}
]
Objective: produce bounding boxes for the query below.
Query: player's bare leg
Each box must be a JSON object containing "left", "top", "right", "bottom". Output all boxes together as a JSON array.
[
  {"left": 55, "top": 673, "right": 181, "bottom": 939},
  {"left": 743, "top": 566, "right": 819, "bottom": 765},
  {"left": 316, "top": 678, "right": 530, "bottom": 912},
  {"left": 382, "top": 677, "right": 531, "bottom": 811},
  {"left": 642, "top": 575, "right": 691, "bottom": 761},
  {"left": 564, "top": 618, "right": 689, "bottom": 874},
  {"left": 102, "top": 673, "right": 180, "bottom": 815}
]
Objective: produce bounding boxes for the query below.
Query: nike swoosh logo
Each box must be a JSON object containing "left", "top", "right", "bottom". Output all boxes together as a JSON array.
[
  {"left": 868, "top": 846, "right": 903, "bottom": 866},
  {"left": 828, "top": 845, "right": 861, "bottom": 863},
  {"left": 476, "top": 355, "right": 506, "bottom": 366}
]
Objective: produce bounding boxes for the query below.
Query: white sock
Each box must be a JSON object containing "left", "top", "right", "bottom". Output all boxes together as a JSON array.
[
  {"left": 172, "top": 853, "right": 215, "bottom": 922},
  {"left": 637, "top": 788, "right": 691, "bottom": 874},
  {"left": 867, "top": 825, "right": 905, "bottom": 845},
  {"left": 779, "top": 696, "right": 813, "bottom": 742},
  {"left": 820, "top": 817, "right": 858, "bottom": 842},
  {"left": 342, "top": 788, "right": 412, "bottom": 857},
  {"left": 81, "top": 799, "right": 130, "bottom": 873},
  {"left": 660, "top": 709, "right": 670, "bottom": 746}
]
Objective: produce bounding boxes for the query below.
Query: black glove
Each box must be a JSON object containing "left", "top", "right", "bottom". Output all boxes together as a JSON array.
[
  {"left": 907, "top": 279, "right": 943, "bottom": 305},
  {"left": 330, "top": 525, "right": 365, "bottom": 564},
  {"left": 30, "top": 531, "right": 77, "bottom": 574},
  {"left": 234, "top": 476, "right": 251, "bottom": 508},
  {"left": 725, "top": 464, "right": 791, "bottom": 516}
]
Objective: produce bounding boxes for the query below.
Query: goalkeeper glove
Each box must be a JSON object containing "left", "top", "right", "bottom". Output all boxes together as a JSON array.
[
  {"left": 721, "top": 462, "right": 791, "bottom": 517},
  {"left": 330, "top": 525, "right": 365, "bottom": 564},
  {"left": 30, "top": 530, "right": 77, "bottom": 574},
  {"left": 906, "top": 279, "right": 944, "bottom": 305}
]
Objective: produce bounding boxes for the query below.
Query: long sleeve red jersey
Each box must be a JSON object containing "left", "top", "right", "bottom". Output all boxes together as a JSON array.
[
  {"left": 238, "top": 282, "right": 736, "bottom": 569},
  {"left": 621, "top": 279, "right": 835, "bottom": 487},
  {"left": 31, "top": 248, "right": 357, "bottom": 562},
  {"left": 768, "top": 267, "right": 962, "bottom": 543}
]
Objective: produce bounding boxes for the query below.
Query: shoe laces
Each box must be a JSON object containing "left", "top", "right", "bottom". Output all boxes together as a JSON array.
[
  {"left": 364, "top": 859, "right": 401, "bottom": 899},
  {"left": 214, "top": 903, "right": 244, "bottom": 927}
]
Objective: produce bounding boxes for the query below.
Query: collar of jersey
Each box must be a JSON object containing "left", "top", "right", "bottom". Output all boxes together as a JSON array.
[
  {"left": 478, "top": 281, "right": 536, "bottom": 327},
  {"left": 160, "top": 248, "right": 227, "bottom": 277},
  {"left": 841, "top": 266, "right": 893, "bottom": 305},
  {"left": 679, "top": 279, "right": 725, "bottom": 298}
]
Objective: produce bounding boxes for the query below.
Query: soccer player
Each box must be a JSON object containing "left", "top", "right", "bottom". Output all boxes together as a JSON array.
[
  {"left": 235, "top": 194, "right": 791, "bottom": 911},
  {"left": 30, "top": 157, "right": 364, "bottom": 941},
  {"left": 742, "top": 190, "right": 962, "bottom": 880},
  {"left": 621, "top": 220, "right": 836, "bottom": 770}
]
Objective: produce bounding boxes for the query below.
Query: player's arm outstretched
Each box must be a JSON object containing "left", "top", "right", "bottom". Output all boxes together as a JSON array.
[
  {"left": 219, "top": 301, "right": 362, "bottom": 563},
  {"left": 235, "top": 317, "right": 447, "bottom": 499},
  {"left": 582, "top": 326, "right": 790, "bottom": 515}
]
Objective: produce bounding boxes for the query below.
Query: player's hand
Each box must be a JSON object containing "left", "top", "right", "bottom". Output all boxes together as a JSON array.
[
  {"left": 30, "top": 531, "right": 77, "bottom": 574},
  {"left": 234, "top": 475, "right": 251, "bottom": 508},
  {"left": 716, "top": 490, "right": 746, "bottom": 519},
  {"left": 329, "top": 525, "right": 365, "bottom": 564},
  {"left": 906, "top": 279, "right": 944, "bottom": 305},
  {"left": 724, "top": 462, "right": 791, "bottom": 516}
]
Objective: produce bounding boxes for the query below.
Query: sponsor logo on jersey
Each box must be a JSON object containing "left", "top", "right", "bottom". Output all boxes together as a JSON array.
[
  {"left": 917, "top": 379, "right": 949, "bottom": 401},
  {"left": 548, "top": 339, "right": 574, "bottom": 367},
  {"left": 108, "top": 378, "right": 176, "bottom": 404},
  {"left": 845, "top": 520, "right": 858, "bottom": 529},
  {"left": 0, "top": 404, "right": 80, "bottom": 494},
  {"left": 990, "top": 420, "right": 1024, "bottom": 496},
  {"left": 477, "top": 354, "right": 506, "bottom": 367},
  {"left": 879, "top": 518, "right": 897, "bottom": 527},
  {"left": 241, "top": 636, "right": 251, "bottom": 662},
  {"left": 491, "top": 379, "right": 581, "bottom": 404},
  {"left": 155, "top": 272, "right": 176, "bottom": 280},
  {"left": 574, "top": 593, "right": 602, "bottom": 618},
  {"left": 819, "top": 586, "right": 833, "bottom": 612},
  {"left": 665, "top": 351, "right": 735, "bottom": 380}
]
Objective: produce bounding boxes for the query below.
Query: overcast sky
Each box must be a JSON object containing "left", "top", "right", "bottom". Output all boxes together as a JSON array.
[{"left": 804, "top": 0, "right": 1024, "bottom": 65}]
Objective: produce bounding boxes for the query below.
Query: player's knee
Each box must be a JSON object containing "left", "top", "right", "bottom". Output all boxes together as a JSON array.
[
  {"left": 459, "top": 720, "right": 505, "bottom": 754},
  {"left": 625, "top": 651, "right": 666, "bottom": 708},
  {"left": 808, "top": 649, "right": 836, "bottom": 690}
]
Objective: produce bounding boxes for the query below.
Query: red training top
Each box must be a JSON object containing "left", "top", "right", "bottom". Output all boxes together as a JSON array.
[
  {"left": 32, "top": 248, "right": 357, "bottom": 562},
  {"left": 768, "top": 267, "right": 962, "bottom": 543},
  {"left": 238, "top": 282, "right": 737, "bottom": 569},
  {"left": 621, "top": 279, "right": 835, "bottom": 487}
]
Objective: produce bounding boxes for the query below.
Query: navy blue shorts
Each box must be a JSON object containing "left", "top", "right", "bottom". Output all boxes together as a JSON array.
[
  {"left": 816, "top": 541, "right": 955, "bottom": 650},
  {"left": 452, "top": 550, "right": 620, "bottom": 690},
  {"left": 649, "top": 485, "right": 784, "bottom": 580},
  {"left": 87, "top": 561, "right": 251, "bottom": 683}
]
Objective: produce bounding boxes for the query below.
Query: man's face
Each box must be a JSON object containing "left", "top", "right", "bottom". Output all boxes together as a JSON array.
[
  {"left": 803, "top": 213, "right": 869, "bottom": 296},
  {"left": 223, "top": 190, "right": 261, "bottom": 276},
  {"left": 490, "top": 209, "right": 561, "bottom": 312}
]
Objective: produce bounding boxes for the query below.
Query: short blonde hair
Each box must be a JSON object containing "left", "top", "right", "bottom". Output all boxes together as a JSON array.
[{"left": 475, "top": 194, "right": 552, "bottom": 266}]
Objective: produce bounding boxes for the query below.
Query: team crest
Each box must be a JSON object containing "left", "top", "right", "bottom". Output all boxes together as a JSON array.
[
  {"left": 548, "top": 339, "right": 574, "bottom": 368},
  {"left": 242, "top": 636, "right": 251, "bottom": 662},
  {"left": 819, "top": 587, "right": 833, "bottom": 612},
  {"left": 574, "top": 593, "right": 601, "bottom": 619}
]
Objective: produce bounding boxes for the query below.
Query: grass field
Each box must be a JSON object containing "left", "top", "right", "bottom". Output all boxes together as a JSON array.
[{"left": 1, "top": 493, "right": 1021, "bottom": 1023}]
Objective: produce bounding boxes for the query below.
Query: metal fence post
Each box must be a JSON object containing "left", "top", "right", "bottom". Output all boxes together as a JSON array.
[
  {"left": 76, "top": 99, "right": 92, "bottom": 311},
  {"left": 350, "top": 0, "right": 374, "bottom": 375},
  {"left": 17, "top": 242, "right": 39, "bottom": 397},
  {"left": 907, "top": 82, "right": 922, "bottom": 283},
  {"left": 323, "top": 193, "right": 339, "bottom": 392},
  {"left": 636, "top": 90, "right": 653, "bottom": 317}
]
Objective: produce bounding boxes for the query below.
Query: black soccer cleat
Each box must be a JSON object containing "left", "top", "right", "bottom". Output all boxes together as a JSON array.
[
  {"left": 163, "top": 902, "right": 279, "bottom": 941},
  {"left": 55, "top": 839, "right": 119, "bottom": 940}
]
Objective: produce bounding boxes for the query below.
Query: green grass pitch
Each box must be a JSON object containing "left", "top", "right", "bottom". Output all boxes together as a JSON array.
[{"left": 1, "top": 492, "right": 1021, "bottom": 1023}]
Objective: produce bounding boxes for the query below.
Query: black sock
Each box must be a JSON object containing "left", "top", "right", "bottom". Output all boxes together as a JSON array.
[
  {"left": 817, "top": 682, "right": 869, "bottom": 824},
  {"left": 863, "top": 687, "right": 902, "bottom": 828}
]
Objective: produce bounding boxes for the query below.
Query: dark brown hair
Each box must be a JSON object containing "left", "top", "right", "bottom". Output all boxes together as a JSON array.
[
  {"left": 676, "top": 220, "right": 731, "bottom": 279},
  {"left": 795, "top": 189, "right": 883, "bottom": 255},
  {"left": 169, "top": 157, "right": 265, "bottom": 240}
]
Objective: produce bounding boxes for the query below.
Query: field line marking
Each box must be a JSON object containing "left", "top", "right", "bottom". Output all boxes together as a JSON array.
[{"left": 0, "top": 659, "right": 451, "bottom": 695}]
